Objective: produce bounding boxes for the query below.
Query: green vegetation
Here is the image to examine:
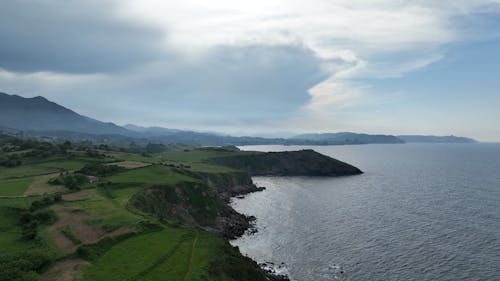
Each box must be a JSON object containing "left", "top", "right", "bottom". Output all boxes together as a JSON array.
[
  {"left": 83, "top": 228, "right": 188, "bottom": 280},
  {"left": 78, "top": 163, "right": 125, "bottom": 177},
  {"left": 82, "top": 228, "right": 267, "bottom": 281},
  {"left": 0, "top": 250, "right": 53, "bottom": 281},
  {"left": 60, "top": 226, "right": 81, "bottom": 245},
  {"left": 209, "top": 149, "right": 363, "bottom": 176},
  {"left": 0, "top": 177, "right": 32, "bottom": 196},
  {"left": 48, "top": 173, "right": 87, "bottom": 190},
  {"left": 0, "top": 135, "right": 359, "bottom": 281},
  {"left": 0, "top": 137, "right": 262, "bottom": 280}
]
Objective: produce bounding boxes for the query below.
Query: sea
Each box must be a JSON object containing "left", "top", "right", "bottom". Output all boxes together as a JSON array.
[{"left": 231, "top": 143, "right": 500, "bottom": 281}]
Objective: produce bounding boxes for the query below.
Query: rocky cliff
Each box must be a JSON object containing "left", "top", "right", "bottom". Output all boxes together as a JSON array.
[{"left": 208, "top": 149, "right": 363, "bottom": 176}]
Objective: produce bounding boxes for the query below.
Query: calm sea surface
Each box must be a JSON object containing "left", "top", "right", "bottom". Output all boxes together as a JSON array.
[{"left": 231, "top": 144, "right": 500, "bottom": 281}]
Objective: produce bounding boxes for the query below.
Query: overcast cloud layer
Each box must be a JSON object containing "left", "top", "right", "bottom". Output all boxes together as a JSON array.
[{"left": 1, "top": 0, "right": 499, "bottom": 140}]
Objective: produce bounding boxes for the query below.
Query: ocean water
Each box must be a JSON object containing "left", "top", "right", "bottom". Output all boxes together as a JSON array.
[{"left": 231, "top": 144, "right": 500, "bottom": 281}]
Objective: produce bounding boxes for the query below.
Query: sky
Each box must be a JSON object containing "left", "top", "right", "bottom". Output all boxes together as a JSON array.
[{"left": 0, "top": 1, "right": 499, "bottom": 141}]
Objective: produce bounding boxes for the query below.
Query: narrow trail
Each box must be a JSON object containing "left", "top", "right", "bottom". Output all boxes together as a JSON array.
[{"left": 183, "top": 230, "right": 199, "bottom": 281}]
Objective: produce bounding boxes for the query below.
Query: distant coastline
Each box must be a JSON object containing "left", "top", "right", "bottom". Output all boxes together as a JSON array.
[{"left": 0, "top": 92, "right": 479, "bottom": 147}]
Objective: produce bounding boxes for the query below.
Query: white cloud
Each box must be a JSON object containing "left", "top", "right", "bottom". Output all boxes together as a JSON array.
[
  {"left": 118, "top": 0, "right": 500, "bottom": 114},
  {"left": 120, "top": 0, "right": 457, "bottom": 55},
  {"left": 306, "top": 78, "right": 364, "bottom": 111},
  {"left": 2, "top": 0, "right": 500, "bottom": 136},
  {"left": 0, "top": 69, "right": 107, "bottom": 96}
]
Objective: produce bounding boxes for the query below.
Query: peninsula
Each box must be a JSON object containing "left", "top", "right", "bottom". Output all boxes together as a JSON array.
[{"left": 0, "top": 135, "right": 362, "bottom": 281}]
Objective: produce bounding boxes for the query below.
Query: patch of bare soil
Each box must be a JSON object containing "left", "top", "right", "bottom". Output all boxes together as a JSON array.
[
  {"left": 61, "top": 189, "right": 93, "bottom": 201},
  {"left": 24, "top": 173, "right": 66, "bottom": 196},
  {"left": 48, "top": 203, "right": 135, "bottom": 254},
  {"left": 43, "top": 208, "right": 136, "bottom": 280},
  {"left": 107, "top": 161, "right": 152, "bottom": 169},
  {"left": 48, "top": 204, "right": 101, "bottom": 254},
  {"left": 41, "top": 258, "right": 89, "bottom": 281}
]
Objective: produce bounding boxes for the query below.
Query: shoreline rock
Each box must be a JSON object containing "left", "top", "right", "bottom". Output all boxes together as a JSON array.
[{"left": 225, "top": 180, "right": 291, "bottom": 281}]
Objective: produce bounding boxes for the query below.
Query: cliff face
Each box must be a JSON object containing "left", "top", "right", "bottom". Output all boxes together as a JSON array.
[
  {"left": 130, "top": 150, "right": 361, "bottom": 281},
  {"left": 176, "top": 169, "right": 263, "bottom": 198},
  {"left": 208, "top": 149, "right": 363, "bottom": 176},
  {"left": 132, "top": 150, "right": 362, "bottom": 238},
  {"left": 131, "top": 179, "right": 255, "bottom": 239}
]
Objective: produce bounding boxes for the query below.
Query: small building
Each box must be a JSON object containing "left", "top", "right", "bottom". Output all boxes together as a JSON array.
[{"left": 86, "top": 175, "right": 98, "bottom": 183}]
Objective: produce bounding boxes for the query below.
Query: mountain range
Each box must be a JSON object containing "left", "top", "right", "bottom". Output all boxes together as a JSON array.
[
  {"left": 0, "top": 92, "right": 478, "bottom": 145},
  {"left": 0, "top": 92, "right": 130, "bottom": 135},
  {"left": 293, "top": 133, "right": 404, "bottom": 145},
  {"left": 397, "top": 135, "right": 477, "bottom": 143}
]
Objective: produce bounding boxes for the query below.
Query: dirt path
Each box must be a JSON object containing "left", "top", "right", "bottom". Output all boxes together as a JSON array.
[
  {"left": 61, "top": 189, "right": 93, "bottom": 201},
  {"left": 107, "top": 161, "right": 152, "bottom": 169},
  {"left": 183, "top": 231, "right": 199, "bottom": 281},
  {"left": 41, "top": 258, "right": 89, "bottom": 281}
]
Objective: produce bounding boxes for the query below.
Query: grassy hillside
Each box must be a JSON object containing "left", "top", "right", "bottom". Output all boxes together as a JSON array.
[
  {"left": 209, "top": 149, "right": 363, "bottom": 176},
  {"left": 0, "top": 137, "right": 360, "bottom": 281},
  {"left": 0, "top": 139, "right": 274, "bottom": 281}
]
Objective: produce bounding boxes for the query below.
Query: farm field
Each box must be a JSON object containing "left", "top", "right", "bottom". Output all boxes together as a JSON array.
[{"left": 0, "top": 138, "right": 269, "bottom": 281}]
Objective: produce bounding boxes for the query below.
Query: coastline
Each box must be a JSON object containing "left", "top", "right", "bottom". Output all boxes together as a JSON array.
[
  {"left": 226, "top": 180, "right": 291, "bottom": 281},
  {"left": 207, "top": 149, "right": 363, "bottom": 281}
]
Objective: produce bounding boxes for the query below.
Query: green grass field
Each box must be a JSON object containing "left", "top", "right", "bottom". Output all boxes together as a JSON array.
[
  {"left": 107, "top": 165, "right": 199, "bottom": 187},
  {"left": 35, "top": 158, "right": 100, "bottom": 170},
  {"left": 83, "top": 228, "right": 226, "bottom": 281},
  {"left": 0, "top": 164, "right": 57, "bottom": 179},
  {"left": 0, "top": 155, "right": 107, "bottom": 180},
  {"left": 83, "top": 228, "right": 190, "bottom": 280},
  {"left": 0, "top": 177, "right": 33, "bottom": 196},
  {"left": 158, "top": 149, "right": 250, "bottom": 163},
  {"left": 107, "top": 151, "right": 160, "bottom": 164},
  {"left": 0, "top": 195, "right": 42, "bottom": 209},
  {"left": 0, "top": 138, "right": 270, "bottom": 281},
  {"left": 0, "top": 196, "right": 48, "bottom": 256},
  {"left": 68, "top": 189, "right": 141, "bottom": 228}
]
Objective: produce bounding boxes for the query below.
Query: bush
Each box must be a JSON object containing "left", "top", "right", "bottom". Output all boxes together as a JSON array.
[
  {"left": 48, "top": 174, "right": 86, "bottom": 190},
  {"left": 19, "top": 208, "right": 58, "bottom": 241},
  {"left": 78, "top": 163, "right": 124, "bottom": 177},
  {"left": 34, "top": 209, "right": 58, "bottom": 225},
  {"left": 21, "top": 221, "right": 38, "bottom": 241},
  {"left": 0, "top": 250, "right": 52, "bottom": 281},
  {"left": 61, "top": 226, "right": 81, "bottom": 245},
  {"left": 29, "top": 196, "right": 56, "bottom": 211},
  {"left": 0, "top": 154, "right": 22, "bottom": 167},
  {"left": 85, "top": 149, "right": 104, "bottom": 158}
]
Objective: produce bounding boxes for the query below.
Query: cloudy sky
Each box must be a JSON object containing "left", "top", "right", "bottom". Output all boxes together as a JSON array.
[{"left": 1, "top": 1, "right": 499, "bottom": 141}]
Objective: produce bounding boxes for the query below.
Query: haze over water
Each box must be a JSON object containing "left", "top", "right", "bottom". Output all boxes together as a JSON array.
[{"left": 232, "top": 144, "right": 500, "bottom": 281}]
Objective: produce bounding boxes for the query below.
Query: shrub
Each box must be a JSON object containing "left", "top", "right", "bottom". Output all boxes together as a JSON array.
[
  {"left": 0, "top": 250, "right": 52, "bottom": 281},
  {"left": 48, "top": 174, "right": 86, "bottom": 190},
  {"left": 61, "top": 226, "right": 81, "bottom": 245},
  {"left": 78, "top": 163, "right": 124, "bottom": 177}
]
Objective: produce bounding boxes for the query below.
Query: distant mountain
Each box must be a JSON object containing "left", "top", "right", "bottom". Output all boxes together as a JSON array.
[
  {"left": 0, "top": 92, "right": 478, "bottom": 146},
  {"left": 0, "top": 92, "right": 132, "bottom": 135},
  {"left": 293, "top": 132, "right": 404, "bottom": 144},
  {"left": 397, "top": 135, "right": 478, "bottom": 143},
  {"left": 123, "top": 124, "right": 278, "bottom": 145},
  {"left": 123, "top": 124, "right": 184, "bottom": 135}
]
